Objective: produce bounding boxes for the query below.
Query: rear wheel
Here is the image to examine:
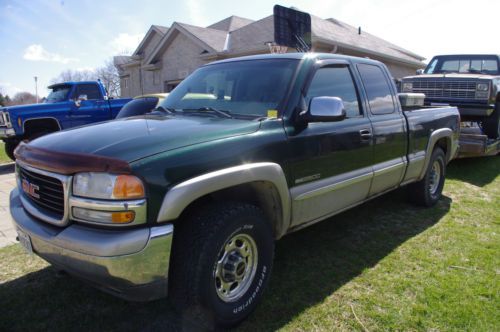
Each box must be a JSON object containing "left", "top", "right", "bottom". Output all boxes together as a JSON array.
[
  {"left": 409, "top": 147, "right": 446, "bottom": 207},
  {"left": 169, "top": 202, "right": 274, "bottom": 329},
  {"left": 482, "top": 102, "right": 500, "bottom": 139}
]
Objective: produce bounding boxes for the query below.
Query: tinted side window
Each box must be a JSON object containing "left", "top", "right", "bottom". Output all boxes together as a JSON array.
[
  {"left": 75, "top": 84, "right": 101, "bottom": 100},
  {"left": 305, "top": 66, "right": 361, "bottom": 117},
  {"left": 357, "top": 64, "right": 395, "bottom": 115}
]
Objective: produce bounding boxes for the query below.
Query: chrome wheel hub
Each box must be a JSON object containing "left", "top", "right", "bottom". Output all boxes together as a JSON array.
[
  {"left": 428, "top": 160, "right": 441, "bottom": 195},
  {"left": 215, "top": 233, "right": 258, "bottom": 302}
]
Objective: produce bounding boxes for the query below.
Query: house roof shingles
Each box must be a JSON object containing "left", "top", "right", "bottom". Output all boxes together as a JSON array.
[
  {"left": 312, "top": 16, "right": 424, "bottom": 64},
  {"left": 142, "top": 11, "right": 425, "bottom": 67},
  {"left": 208, "top": 15, "right": 254, "bottom": 32},
  {"left": 177, "top": 23, "right": 229, "bottom": 52}
]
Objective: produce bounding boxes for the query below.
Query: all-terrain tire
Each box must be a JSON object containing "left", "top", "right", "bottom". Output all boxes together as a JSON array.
[
  {"left": 482, "top": 102, "right": 500, "bottom": 139},
  {"left": 169, "top": 202, "right": 274, "bottom": 329},
  {"left": 408, "top": 147, "right": 446, "bottom": 207}
]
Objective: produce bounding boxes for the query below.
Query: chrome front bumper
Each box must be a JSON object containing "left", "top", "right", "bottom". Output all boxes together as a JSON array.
[
  {"left": 0, "top": 127, "right": 16, "bottom": 138},
  {"left": 10, "top": 187, "right": 174, "bottom": 301}
]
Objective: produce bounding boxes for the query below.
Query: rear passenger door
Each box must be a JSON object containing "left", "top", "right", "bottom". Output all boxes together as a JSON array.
[
  {"left": 70, "top": 83, "right": 108, "bottom": 127},
  {"left": 287, "top": 61, "right": 374, "bottom": 227},
  {"left": 356, "top": 63, "right": 407, "bottom": 195}
]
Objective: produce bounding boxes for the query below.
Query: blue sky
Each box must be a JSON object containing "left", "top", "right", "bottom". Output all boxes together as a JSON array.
[{"left": 1, "top": 0, "right": 498, "bottom": 97}]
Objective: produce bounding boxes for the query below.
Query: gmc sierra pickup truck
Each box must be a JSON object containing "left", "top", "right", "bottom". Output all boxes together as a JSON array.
[
  {"left": 10, "top": 53, "right": 460, "bottom": 328},
  {"left": 401, "top": 54, "right": 500, "bottom": 139},
  {"left": 0, "top": 80, "right": 131, "bottom": 160}
]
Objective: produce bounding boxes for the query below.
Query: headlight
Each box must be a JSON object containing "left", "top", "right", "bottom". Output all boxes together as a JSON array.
[
  {"left": 402, "top": 82, "right": 413, "bottom": 92},
  {"left": 476, "top": 83, "right": 489, "bottom": 91},
  {"left": 73, "top": 172, "right": 145, "bottom": 200}
]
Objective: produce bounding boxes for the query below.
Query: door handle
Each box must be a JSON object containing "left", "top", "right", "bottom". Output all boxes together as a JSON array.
[{"left": 359, "top": 129, "right": 372, "bottom": 140}]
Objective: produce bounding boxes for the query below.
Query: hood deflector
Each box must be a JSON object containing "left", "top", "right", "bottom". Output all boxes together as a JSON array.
[{"left": 14, "top": 142, "right": 132, "bottom": 175}]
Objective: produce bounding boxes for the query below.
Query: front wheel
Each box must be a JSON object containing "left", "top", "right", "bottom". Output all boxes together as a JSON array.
[
  {"left": 4, "top": 139, "right": 19, "bottom": 161},
  {"left": 408, "top": 147, "right": 446, "bottom": 207},
  {"left": 169, "top": 202, "right": 274, "bottom": 329}
]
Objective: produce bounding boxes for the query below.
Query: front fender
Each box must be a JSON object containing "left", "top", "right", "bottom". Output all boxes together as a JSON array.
[{"left": 156, "top": 162, "right": 291, "bottom": 237}]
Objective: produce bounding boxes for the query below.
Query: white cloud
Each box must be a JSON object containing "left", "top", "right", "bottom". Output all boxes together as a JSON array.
[
  {"left": 23, "top": 44, "right": 79, "bottom": 64},
  {"left": 76, "top": 66, "right": 95, "bottom": 72},
  {"left": 0, "top": 82, "right": 23, "bottom": 96},
  {"left": 110, "top": 33, "right": 144, "bottom": 55}
]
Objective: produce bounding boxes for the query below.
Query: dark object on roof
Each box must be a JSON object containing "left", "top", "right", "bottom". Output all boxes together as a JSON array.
[{"left": 273, "top": 5, "right": 311, "bottom": 52}]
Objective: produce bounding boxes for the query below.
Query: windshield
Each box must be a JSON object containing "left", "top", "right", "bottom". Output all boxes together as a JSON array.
[
  {"left": 45, "top": 85, "right": 72, "bottom": 103},
  {"left": 159, "top": 59, "right": 299, "bottom": 118},
  {"left": 424, "top": 56, "right": 499, "bottom": 75}
]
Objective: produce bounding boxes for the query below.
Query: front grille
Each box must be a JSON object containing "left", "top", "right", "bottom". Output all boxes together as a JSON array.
[
  {"left": 19, "top": 166, "right": 65, "bottom": 218},
  {"left": 412, "top": 80, "right": 477, "bottom": 99}
]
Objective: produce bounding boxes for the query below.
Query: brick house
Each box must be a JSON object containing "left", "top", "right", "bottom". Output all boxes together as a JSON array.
[{"left": 115, "top": 14, "right": 425, "bottom": 97}]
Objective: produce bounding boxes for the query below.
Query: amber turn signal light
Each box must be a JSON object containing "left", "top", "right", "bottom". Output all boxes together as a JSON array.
[
  {"left": 111, "top": 211, "right": 136, "bottom": 223},
  {"left": 112, "top": 175, "right": 145, "bottom": 199}
]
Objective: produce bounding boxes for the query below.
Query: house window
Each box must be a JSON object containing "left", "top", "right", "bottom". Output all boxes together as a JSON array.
[
  {"left": 164, "top": 81, "right": 179, "bottom": 92},
  {"left": 123, "top": 77, "right": 129, "bottom": 89},
  {"left": 153, "top": 71, "right": 160, "bottom": 85}
]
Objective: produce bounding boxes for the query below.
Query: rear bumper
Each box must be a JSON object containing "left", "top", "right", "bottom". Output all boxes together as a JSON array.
[
  {"left": 425, "top": 101, "right": 495, "bottom": 118},
  {"left": 9, "top": 187, "right": 174, "bottom": 301}
]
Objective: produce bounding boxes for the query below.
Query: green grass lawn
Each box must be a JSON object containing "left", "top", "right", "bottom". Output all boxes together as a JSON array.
[
  {"left": 0, "top": 157, "right": 498, "bottom": 331},
  {"left": 0, "top": 142, "right": 11, "bottom": 164}
]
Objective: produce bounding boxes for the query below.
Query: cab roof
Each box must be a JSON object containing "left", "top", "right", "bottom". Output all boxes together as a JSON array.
[
  {"left": 47, "top": 81, "right": 102, "bottom": 89},
  {"left": 206, "top": 52, "right": 384, "bottom": 67}
]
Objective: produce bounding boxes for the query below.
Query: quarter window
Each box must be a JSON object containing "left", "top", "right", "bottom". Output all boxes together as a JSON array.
[
  {"left": 305, "top": 66, "right": 361, "bottom": 117},
  {"left": 357, "top": 64, "right": 396, "bottom": 115}
]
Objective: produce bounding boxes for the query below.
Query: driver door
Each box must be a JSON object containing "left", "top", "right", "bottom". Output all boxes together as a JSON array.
[
  {"left": 70, "top": 83, "right": 108, "bottom": 127},
  {"left": 286, "top": 62, "right": 374, "bottom": 227}
]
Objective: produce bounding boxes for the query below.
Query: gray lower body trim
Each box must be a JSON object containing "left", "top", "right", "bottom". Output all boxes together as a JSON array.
[
  {"left": 290, "top": 166, "right": 373, "bottom": 227},
  {"left": 369, "top": 157, "right": 406, "bottom": 195},
  {"left": 10, "top": 188, "right": 173, "bottom": 301},
  {"left": 401, "top": 151, "right": 426, "bottom": 185}
]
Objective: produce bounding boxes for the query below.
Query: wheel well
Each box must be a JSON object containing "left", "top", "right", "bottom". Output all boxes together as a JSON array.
[
  {"left": 435, "top": 137, "right": 449, "bottom": 161},
  {"left": 24, "top": 119, "right": 60, "bottom": 137},
  {"left": 176, "top": 181, "right": 284, "bottom": 238}
]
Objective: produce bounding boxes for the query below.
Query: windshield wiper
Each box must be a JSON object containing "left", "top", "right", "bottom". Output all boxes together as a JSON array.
[
  {"left": 183, "top": 107, "right": 233, "bottom": 118},
  {"left": 152, "top": 106, "right": 176, "bottom": 114}
]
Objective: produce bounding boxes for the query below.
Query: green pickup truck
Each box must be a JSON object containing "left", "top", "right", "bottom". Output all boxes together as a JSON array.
[{"left": 10, "top": 53, "right": 460, "bottom": 328}]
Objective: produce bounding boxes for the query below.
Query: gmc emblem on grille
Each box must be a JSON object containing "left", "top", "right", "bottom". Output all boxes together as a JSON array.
[{"left": 22, "top": 179, "right": 40, "bottom": 199}]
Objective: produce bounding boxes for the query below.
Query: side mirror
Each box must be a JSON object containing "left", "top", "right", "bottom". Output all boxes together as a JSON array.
[
  {"left": 416, "top": 69, "right": 424, "bottom": 75},
  {"left": 74, "top": 94, "right": 87, "bottom": 107},
  {"left": 302, "top": 96, "right": 346, "bottom": 122}
]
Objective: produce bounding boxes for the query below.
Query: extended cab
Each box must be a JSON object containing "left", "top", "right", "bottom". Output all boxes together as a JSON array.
[
  {"left": 0, "top": 80, "right": 131, "bottom": 160},
  {"left": 401, "top": 54, "right": 500, "bottom": 139},
  {"left": 10, "top": 54, "right": 459, "bottom": 328}
]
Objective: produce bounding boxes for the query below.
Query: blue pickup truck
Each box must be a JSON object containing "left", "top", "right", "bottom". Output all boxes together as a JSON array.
[{"left": 0, "top": 80, "right": 131, "bottom": 160}]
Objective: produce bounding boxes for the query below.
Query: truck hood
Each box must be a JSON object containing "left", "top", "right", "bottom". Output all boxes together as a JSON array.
[
  {"left": 29, "top": 115, "right": 261, "bottom": 162},
  {"left": 404, "top": 73, "right": 499, "bottom": 80},
  {"left": 0, "top": 101, "right": 69, "bottom": 115}
]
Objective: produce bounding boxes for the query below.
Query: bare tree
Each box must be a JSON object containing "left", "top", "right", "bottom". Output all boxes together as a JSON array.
[
  {"left": 50, "top": 57, "right": 120, "bottom": 97},
  {"left": 10, "top": 92, "right": 37, "bottom": 105},
  {"left": 95, "top": 58, "right": 121, "bottom": 97},
  {"left": 50, "top": 69, "right": 97, "bottom": 84}
]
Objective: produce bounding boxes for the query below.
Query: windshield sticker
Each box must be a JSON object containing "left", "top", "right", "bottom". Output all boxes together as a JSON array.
[{"left": 267, "top": 110, "right": 278, "bottom": 118}]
